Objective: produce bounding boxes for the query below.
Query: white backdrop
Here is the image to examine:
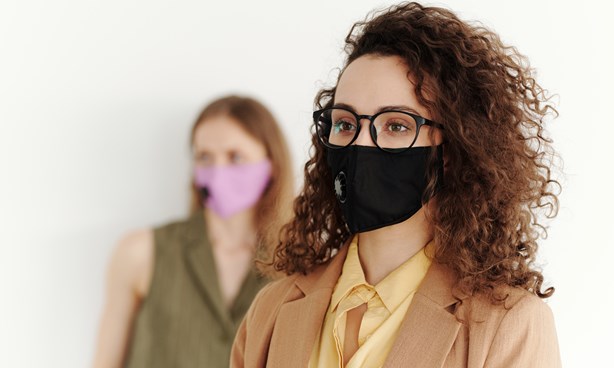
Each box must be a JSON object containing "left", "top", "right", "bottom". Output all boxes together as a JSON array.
[{"left": 1, "top": 0, "right": 612, "bottom": 367}]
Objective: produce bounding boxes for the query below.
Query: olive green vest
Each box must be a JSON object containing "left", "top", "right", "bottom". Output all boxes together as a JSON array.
[{"left": 124, "top": 212, "right": 269, "bottom": 368}]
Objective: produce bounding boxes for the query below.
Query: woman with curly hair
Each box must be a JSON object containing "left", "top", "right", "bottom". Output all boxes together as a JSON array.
[{"left": 232, "top": 2, "right": 561, "bottom": 367}]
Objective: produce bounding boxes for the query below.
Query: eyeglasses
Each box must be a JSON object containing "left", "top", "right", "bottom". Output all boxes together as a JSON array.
[{"left": 313, "top": 107, "right": 444, "bottom": 153}]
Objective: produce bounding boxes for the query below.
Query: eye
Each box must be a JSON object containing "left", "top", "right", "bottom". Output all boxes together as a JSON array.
[
  {"left": 388, "top": 121, "right": 408, "bottom": 132},
  {"left": 382, "top": 118, "right": 415, "bottom": 134},
  {"left": 332, "top": 120, "right": 357, "bottom": 135},
  {"left": 195, "top": 152, "right": 212, "bottom": 165},
  {"left": 229, "top": 151, "right": 244, "bottom": 164}
]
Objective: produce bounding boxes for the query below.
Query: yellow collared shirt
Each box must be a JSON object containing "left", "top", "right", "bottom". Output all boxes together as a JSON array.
[{"left": 309, "top": 236, "right": 432, "bottom": 368}]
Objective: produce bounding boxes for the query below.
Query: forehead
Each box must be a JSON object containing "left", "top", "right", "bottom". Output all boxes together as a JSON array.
[
  {"left": 334, "top": 55, "right": 429, "bottom": 117},
  {"left": 193, "top": 116, "right": 264, "bottom": 152}
]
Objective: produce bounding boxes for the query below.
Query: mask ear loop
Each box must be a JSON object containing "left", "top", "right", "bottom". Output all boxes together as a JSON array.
[
  {"left": 435, "top": 144, "right": 445, "bottom": 189},
  {"left": 422, "top": 144, "right": 445, "bottom": 205},
  {"left": 198, "top": 187, "right": 209, "bottom": 201}
]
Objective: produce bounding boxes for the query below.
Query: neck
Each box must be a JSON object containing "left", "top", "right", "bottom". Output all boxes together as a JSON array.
[
  {"left": 204, "top": 208, "right": 258, "bottom": 252},
  {"left": 356, "top": 207, "right": 432, "bottom": 285}
]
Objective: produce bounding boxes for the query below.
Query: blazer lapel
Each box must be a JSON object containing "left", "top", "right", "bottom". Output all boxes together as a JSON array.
[
  {"left": 267, "top": 245, "right": 350, "bottom": 368},
  {"left": 384, "top": 262, "right": 465, "bottom": 368},
  {"left": 182, "top": 212, "right": 234, "bottom": 333}
]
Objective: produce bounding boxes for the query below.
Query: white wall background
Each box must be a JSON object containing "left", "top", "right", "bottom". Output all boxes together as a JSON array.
[{"left": 1, "top": 0, "right": 612, "bottom": 367}]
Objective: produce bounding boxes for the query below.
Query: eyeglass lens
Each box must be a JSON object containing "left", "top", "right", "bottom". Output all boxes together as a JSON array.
[{"left": 316, "top": 108, "right": 418, "bottom": 149}]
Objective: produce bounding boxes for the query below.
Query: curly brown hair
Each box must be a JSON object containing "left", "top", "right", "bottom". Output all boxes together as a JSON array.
[{"left": 274, "top": 2, "right": 559, "bottom": 302}]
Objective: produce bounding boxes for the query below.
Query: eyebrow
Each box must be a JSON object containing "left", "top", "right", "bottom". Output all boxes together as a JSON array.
[{"left": 332, "top": 102, "right": 421, "bottom": 116}]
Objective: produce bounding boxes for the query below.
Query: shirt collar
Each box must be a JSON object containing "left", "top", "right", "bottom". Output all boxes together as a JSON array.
[{"left": 330, "top": 235, "right": 433, "bottom": 313}]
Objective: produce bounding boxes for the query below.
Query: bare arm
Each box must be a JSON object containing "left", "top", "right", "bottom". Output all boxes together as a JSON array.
[{"left": 92, "top": 229, "right": 154, "bottom": 368}]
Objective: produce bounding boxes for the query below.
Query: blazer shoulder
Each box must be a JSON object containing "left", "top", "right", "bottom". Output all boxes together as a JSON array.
[
  {"left": 458, "top": 286, "right": 557, "bottom": 346},
  {"left": 488, "top": 289, "right": 560, "bottom": 367},
  {"left": 461, "top": 287, "right": 561, "bottom": 368},
  {"left": 504, "top": 286, "right": 549, "bottom": 308},
  {"left": 247, "top": 274, "right": 302, "bottom": 315},
  {"left": 496, "top": 286, "right": 557, "bottom": 332},
  {"left": 463, "top": 285, "right": 553, "bottom": 317},
  {"left": 242, "top": 262, "right": 335, "bottom": 331}
]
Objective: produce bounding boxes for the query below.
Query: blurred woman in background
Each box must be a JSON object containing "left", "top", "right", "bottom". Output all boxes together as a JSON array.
[{"left": 93, "top": 95, "right": 294, "bottom": 368}]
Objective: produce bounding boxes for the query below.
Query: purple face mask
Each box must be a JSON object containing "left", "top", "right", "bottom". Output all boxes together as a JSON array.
[{"left": 194, "top": 160, "right": 272, "bottom": 218}]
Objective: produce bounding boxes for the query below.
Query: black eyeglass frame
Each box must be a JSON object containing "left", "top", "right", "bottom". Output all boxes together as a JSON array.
[{"left": 313, "top": 107, "right": 445, "bottom": 153}]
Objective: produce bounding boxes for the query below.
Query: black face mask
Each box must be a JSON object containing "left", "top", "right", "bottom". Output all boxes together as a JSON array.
[{"left": 326, "top": 145, "right": 443, "bottom": 233}]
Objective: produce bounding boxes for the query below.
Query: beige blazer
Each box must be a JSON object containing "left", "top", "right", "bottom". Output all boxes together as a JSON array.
[{"left": 231, "top": 245, "right": 561, "bottom": 368}]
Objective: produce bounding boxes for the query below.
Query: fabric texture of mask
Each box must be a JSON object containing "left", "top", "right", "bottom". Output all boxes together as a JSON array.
[
  {"left": 326, "top": 145, "right": 443, "bottom": 233},
  {"left": 194, "top": 160, "right": 272, "bottom": 218}
]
